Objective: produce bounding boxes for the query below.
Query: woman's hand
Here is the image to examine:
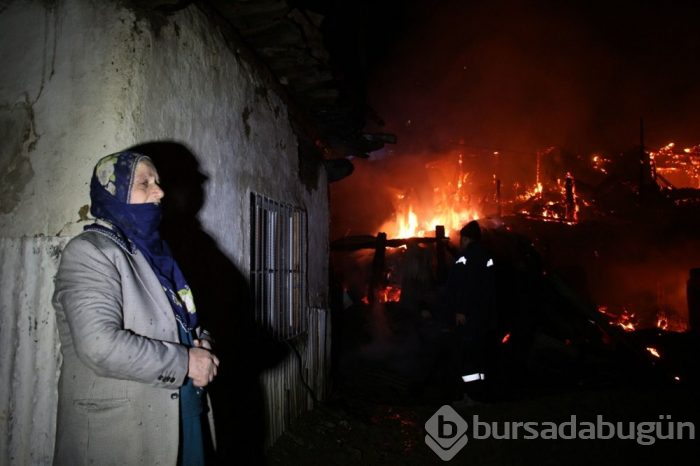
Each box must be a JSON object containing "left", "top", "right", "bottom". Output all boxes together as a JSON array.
[
  {"left": 187, "top": 346, "right": 219, "bottom": 387},
  {"left": 193, "top": 338, "right": 212, "bottom": 351}
]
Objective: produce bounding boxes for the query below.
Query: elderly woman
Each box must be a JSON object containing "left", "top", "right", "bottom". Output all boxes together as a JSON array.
[{"left": 53, "top": 151, "right": 219, "bottom": 465}]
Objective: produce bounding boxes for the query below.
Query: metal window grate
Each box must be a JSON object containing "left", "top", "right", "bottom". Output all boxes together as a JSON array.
[{"left": 250, "top": 193, "right": 307, "bottom": 339}]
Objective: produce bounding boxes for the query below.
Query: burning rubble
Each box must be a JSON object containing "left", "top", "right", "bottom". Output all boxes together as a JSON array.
[
  {"left": 331, "top": 139, "right": 700, "bottom": 394},
  {"left": 651, "top": 142, "right": 700, "bottom": 190}
]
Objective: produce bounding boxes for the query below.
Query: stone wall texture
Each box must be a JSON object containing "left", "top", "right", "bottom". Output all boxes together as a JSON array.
[{"left": 0, "top": 1, "right": 329, "bottom": 462}]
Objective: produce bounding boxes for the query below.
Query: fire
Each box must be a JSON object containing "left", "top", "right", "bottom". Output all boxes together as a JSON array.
[
  {"left": 361, "top": 285, "right": 402, "bottom": 305},
  {"left": 394, "top": 205, "right": 420, "bottom": 238},
  {"left": 597, "top": 304, "right": 688, "bottom": 333},
  {"left": 618, "top": 319, "right": 636, "bottom": 332},
  {"left": 597, "top": 305, "right": 637, "bottom": 332},
  {"left": 656, "top": 315, "right": 669, "bottom": 331},
  {"left": 515, "top": 155, "right": 578, "bottom": 225},
  {"left": 650, "top": 141, "right": 700, "bottom": 188},
  {"left": 516, "top": 182, "right": 543, "bottom": 202},
  {"left": 501, "top": 332, "right": 511, "bottom": 344},
  {"left": 646, "top": 346, "right": 661, "bottom": 359},
  {"left": 384, "top": 202, "right": 479, "bottom": 238},
  {"left": 378, "top": 285, "right": 401, "bottom": 303},
  {"left": 379, "top": 153, "right": 481, "bottom": 238},
  {"left": 592, "top": 153, "right": 610, "bottom": 174}
]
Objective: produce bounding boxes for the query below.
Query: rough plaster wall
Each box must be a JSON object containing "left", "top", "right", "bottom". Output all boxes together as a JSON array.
[
  {"left": 0, "top": 1, "right": 147, "bottom": 464},
  {"left": 129, "top": 6, "right": 329, "bottom": 306},
  {"left": 0, "top": 0, "right": 329, "bottom": 463},
  {"left": 0, "top": 104, "right": 37, "bottom": 214},
  {"left": 0, "top": 0, "right": 153, "bottom": 237},
  {"left": 1, "top": 0, "right": 328, "bottom": 296},
  {"left": 0, "top": 237, "right": 66, "bottom": 465}
]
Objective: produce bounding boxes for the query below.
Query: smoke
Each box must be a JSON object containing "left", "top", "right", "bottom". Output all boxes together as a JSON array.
[
  {"left": 330, "top": 1, "right": 700, "bottom": 329},
  {"left": 591, "top": 234, "right": 700, "bottom": 330},
  {"left": 333, "top": 0, "right": 700, "bottom": 236},
  {"left": 330, "top": 148, "right": 508, "bottom": 239},
  {"left": 540, "top": 222, "right": 700, "bottom": 330},
  {"left": 366, "top": 0, "right": 700, "bottom": 155},
  {"left": 330, "top": 155, "right": 400, "bottom": 238}
]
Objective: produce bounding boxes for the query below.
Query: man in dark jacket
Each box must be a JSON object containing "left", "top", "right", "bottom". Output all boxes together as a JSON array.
[{"left": 446, "top": 220, "right": 496, "bottom": 403}]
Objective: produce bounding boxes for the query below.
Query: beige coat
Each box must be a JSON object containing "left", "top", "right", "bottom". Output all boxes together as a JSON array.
[{"left": 53, "top": 230, "right": 210, "bottom": 465}]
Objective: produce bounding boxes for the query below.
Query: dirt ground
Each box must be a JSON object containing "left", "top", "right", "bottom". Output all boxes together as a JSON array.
[
  {"left": 266, "top": 383, "right": 699, "bottom": 466},
  {"left": 265, "top": 302, "right": 700, "bottom": 466}
]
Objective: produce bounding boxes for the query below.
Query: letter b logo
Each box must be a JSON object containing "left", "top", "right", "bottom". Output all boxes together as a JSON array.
[
  {"left": 439, "top": 415, "right": 458, "bottom": 438},
  {"left": 425, "top": 406, "right": 469, "bottom": 461}
]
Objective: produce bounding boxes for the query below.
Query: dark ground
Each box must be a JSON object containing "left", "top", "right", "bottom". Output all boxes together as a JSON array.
[
  {"left": 266, "top": 384, "right": 700, "bottom": 466},
  {"left": 266, "top": 302, "right": 700, "bottom": 466},
  {"left": 267, "top": 209, "right": 700, "bottom": 465}
]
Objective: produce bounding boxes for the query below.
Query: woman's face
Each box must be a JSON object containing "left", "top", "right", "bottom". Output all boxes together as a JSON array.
[{"left": 129, "top": 160, "right": 164, "bottom": 204}]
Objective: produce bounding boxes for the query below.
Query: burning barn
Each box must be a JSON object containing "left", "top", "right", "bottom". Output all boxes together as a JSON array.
[{"left": 328, "top": 132, "right": 700, "bottom": 405}]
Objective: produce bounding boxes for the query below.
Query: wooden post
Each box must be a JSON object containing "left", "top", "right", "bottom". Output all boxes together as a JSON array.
[
  {"left": 435, "top": 225, "right": 446, "bottom": 284},
  {"left": 368, "top": 232, "right": 387, "bottom": 304}
]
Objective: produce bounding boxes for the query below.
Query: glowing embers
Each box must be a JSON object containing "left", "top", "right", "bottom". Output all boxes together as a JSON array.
[
  {"left": 650, "top": 142, "right": 700, "bottom": 189},
  {"left": 656, "top": 312, "right": 669, "bottom": 331},
  {"left": 360, "top": 285, "right": 402, "bottom": 305},
  {"left": 597, "top": 304, "right": 688, "bottom": 333},
  {"left": 516, "top": 173, "right": 579, "bottom": 225},
  {"left": 378, "top": 285, "right": 402, "bottom": 303},
  {"left": 597, "top": 305, "right": 638, "bottom": 332},
  {"left": 591, "top": 153, "right": 611, "bottom": 175},
  {"left": 517, "top": 182, "right": 544, "bottom": 201}
]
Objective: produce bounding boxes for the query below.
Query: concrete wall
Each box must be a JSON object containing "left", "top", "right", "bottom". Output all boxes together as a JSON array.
[{"left": 0, "top": 0, "right": 329, "bottom": 463}]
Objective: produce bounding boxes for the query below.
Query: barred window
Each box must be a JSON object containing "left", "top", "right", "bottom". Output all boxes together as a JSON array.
[{"left": 250, "top": 193, "right": 307, "bottom": 339}]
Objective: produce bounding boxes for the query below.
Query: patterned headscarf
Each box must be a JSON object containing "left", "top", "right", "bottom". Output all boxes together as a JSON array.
[{"left": 86, "top": 151, "right": 199, "bottom": 332}]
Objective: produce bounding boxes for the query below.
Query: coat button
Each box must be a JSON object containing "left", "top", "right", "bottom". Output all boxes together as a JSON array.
[{"left": 171, "top": 393, "right": 179, "bottom": 400}]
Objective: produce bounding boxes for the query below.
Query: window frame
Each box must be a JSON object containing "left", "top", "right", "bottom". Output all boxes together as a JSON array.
[{"left": 250, "top": 192, "right": 308, "bottom": 339}]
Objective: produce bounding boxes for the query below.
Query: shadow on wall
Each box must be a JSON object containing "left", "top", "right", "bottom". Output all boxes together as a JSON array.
[{"left": 129, "top": 142, "right": 288, "bottom": 465}]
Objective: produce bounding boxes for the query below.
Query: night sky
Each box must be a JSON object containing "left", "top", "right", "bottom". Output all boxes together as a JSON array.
[
  {"left": 362, "top": 0, "right": 700, "bottom": 155},
  {"left": 326, "top": 0, "right": 700, "bottom": 238}
]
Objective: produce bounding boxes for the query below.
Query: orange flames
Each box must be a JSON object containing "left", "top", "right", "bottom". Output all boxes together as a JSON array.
[
  {"left": 378, "top": 285, "right": 401, "bottom": 303},
  {"left": 650, "top": 142, "right": 700, "bottom": 188},
  {"left": 377, "top": 141, "right": 700, "bottom": 237},
  {"left": 361, "top": 285, "right": 402, "bottom": 304},
  {"left": 379, "top": 153, "right": 481, "bottom": 238},
  {"left": 382, "top": 202, "right": 480, "bottom": 239},
  {"left": 516, "top": 159, "right": 579, "bottom": 225},
  {"left": 591, "top": 153, "right": 611, "bottom": 174},
  {"left": 617, "top": 311, "right": 637, "bottom": 332},
  {"left": 656, "top": 317, "right": 669, "bottom": 331},
  {"left": 598, "top": 305, "right": 638, "bottom": 332},
  {"left": 646, "top": 346, "right": 661, "bottom": 359},
  {"left": 597, "top": 304, "right": 688, "bottom": 333}
]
